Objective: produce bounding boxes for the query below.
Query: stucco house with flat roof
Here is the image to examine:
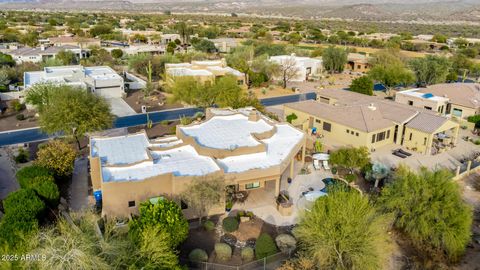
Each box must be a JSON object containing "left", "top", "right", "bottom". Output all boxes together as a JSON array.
[
  {"left": 395, "top": 83, "right": 480, "bottom": 120},
  {"left": 24, "top": 65, "right": 125, "bottom": 99},
  {"left": 284, "top": 89, "right": 459, "bottom": 155},
  {"left": 165, "top": 59, "right": 246, "bottom": 86},
  {"left": 270, "top": 54, "right": 323, "bottom": 82},
  {"left": 8, "top": 45, "right": 89, "bottom": 64},
  {"left": 89, "top": 107, "right": 306, "bottom": 218}
]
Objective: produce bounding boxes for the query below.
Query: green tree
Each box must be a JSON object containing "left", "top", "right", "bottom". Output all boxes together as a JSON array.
[
  {"left": 210, "top": 75, "right": 244, "bottom": 108},
  {"left": 16, "top": 165, "right": 53, "bottom": 188},
  {"left": 329, "top": 147, "right": 370, "bottom": 174},
  {"left": 166, "top": 41, "right": 177, "bottom": 54},
  {"left": 349, "top": 75, "right": 374, "bottom": 96},
  {"left": 0, "top": 67, "right": 11, "bottom": 88},
  {"left": 379, "top": 166, "right": 472, "bottom": 263},
  {"left": 409, "top": 55, "right": 451, "bottom": 86},
  {"left": 129, "top": 199, "right": 189, "bottom": 248},
  {"left": 295, "top": 189, "right": 392, "bottom": 270},
  {"left": 451, "top": 53, "right": 474, "bottom": 82},
  {"left": 369, "top": 52, "right": 415, "bottom": 95},
  {"left": 431, "top": 34, "right": 448, "bottom": 43},
  {"left": 110, "top": 48, "right": 123, "bottom": 59},
  {"left": 90, "top": 24, "right": 112, "bottom": 37},
  {"left": 0, "top": 52, "right": 16, "bottom": 67},
  {"left": 322, "top": 46, "right": 347, "bottom": 74},
  {"left": 56, "top": 50, "right": 77, "bottom": 65},
  {"left": 193, "top": 39, "right": 216, "bottom": 53},
  {"left": 286, "top": 32, "right": 302, "bottom": 45},
  {"left": 25, "top": 84, "right": 114, "bottom": 150},
  {"left": 180, "top": 176, "right": 225, "bottom": 224},
  {"left": 36, "top": 140, "right": 77, "bottom": 177}
]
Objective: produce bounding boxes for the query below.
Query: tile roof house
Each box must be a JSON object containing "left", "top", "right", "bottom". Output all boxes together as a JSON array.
[
  {"left": 89, "top": 107, "right": 306, "bottom": 218},
  {"left": 8, "top": 45, "right": 89, "bottom": 64},
  {"left": 284, "top": 89, "right": 459, "bottom": 155}
]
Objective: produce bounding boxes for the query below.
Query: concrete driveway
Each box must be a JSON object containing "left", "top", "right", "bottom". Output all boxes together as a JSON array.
[
  {"left": 69, "top": 157, "right": 89, "bottom": 211},
  {"left": 0, "top": 148, "right": 19, "bottom": 200},
  {"left": 107, "top": 98, "right": 136, "bottom": 117}
]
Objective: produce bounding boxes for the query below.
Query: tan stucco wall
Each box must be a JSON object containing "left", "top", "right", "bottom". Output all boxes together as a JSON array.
[
  {"left": 395, "top": 93, "right": 446, "bottom": 112},
  {"left": 451, "top": 104, "right": 478, "bottom": 119}
]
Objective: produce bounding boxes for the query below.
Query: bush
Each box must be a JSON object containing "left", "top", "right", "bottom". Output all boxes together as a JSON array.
[
  {"left": 203, "top": 220, "right": 215, "bottom": 231},
  {"left": 16, "top": 165, "right": 53, "bottom": 188},
  {"left": 16, "top": 113, "right": 25, "bottom": 121},
  {"left": 255, "top": 233, "right": 278, "bottom": 259},
  {"left": 0, "top": 213, "right": 39, "bottom": 249},
  {"left": 193, "top": 111, "right": 205, "bottom": 119},
  {"left": 474, "top": 140, "right": 480, "bottom": 145},
  {"left": 241, "top": 247, "right": 255, "bottom": 262},
  {"left": 14, "top": 147, "right": 29, "bottom": 163},
  {"left": 275, "top": 234, "right": 297, "bottom": 253},
  {"left": 188, "top": 248, "right": 208, "bottom": 262},
  {"left": 36, "top": 140, "right": 77, "bottom": 177},
  {"left": 11, "top": 100, "right": 24, "bottom": 112},
  {"left": 215, "top": 243, "right": 232, "bottom": 261},
  {"left": 344, "top": 173, "right": 356, "bottom": 183},
  {"left": 3, "top": 189, "right": 46, "bottom": 219},
  {"left": 31, "top": 179, "right": 60, "bottom": 206},
  {"left": 222, "top": 217, "right": 239, "bottom": 232},
  {"left": 286, "top": 113, "right": 298, "bottom": 124}
]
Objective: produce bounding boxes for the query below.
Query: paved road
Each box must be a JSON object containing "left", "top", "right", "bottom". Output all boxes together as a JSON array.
[{"left": 0, "top": 93, "right": 316, "bottom": 147}]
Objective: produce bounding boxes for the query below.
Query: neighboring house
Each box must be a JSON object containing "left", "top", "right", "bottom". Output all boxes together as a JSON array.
[
  {"left": 48, "top": 36, "right": 101, "bottom": 48},
  {"left": 8, "top": 45, "right": 89, "bottom": 64},
  {"left": 165, "top": 59, "right": 246, "bottom": 86},
  {"left": 284, "top": 89, "right": 459, "bottom": 155},
  {"left": 225, "top": 26, "right": 251, "bottom": 38},
  {"left": 270, "top": 54, "right": 323, "bottom": 82},
  {"left": 89, "top": 107, "right": 306, "bottom": 218},
  {"left": 161, "top": 33, "right": 182, "bottom": 44},
  {"left": 104, "top": 44, "right": 165, "bottom": 55},
  {"left": 209, "top": 38, "right": 238, "bottom": 53},
  {"left": 345, "top": 53, "right": 370, "bottom": 73},
  {"left": 24, "top": 65, "right": 125, "bottom": 99},
  {"left": 395, "top": 83, "right": 480, "bottom": 120},
  {"left": 0, "top": 42, "right": 22, "bottom": 53}
]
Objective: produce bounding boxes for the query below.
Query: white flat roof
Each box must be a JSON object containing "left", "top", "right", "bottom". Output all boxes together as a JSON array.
[
  {"left": 217, "top": 124, "right": 304, "bottom": 173},
  {"left": 102, "top": 145, "right": 220, "bottom": 182},
  {"left": 91, "top": 133, "right": 151, "bottom": 166},
  {"left": 398, "top": 89, "right": 450, "bottom": 102},
  {"left": 180, "top": 114, "right": 274, "bottom": 150}
]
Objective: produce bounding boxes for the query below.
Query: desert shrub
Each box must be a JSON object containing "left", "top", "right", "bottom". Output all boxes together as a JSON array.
[
  {"left": 344, "top": 173, "right": 356, "bottom": 183},
  {"left": 189, "top": 248, "right": 208, "bottom": 262},
  {"left": 36, "top": 140, "right": 77, "bottom": 177},
  {"left": 16, "top": 113, "right": 25, "bottom": 120},
  {"left": 215, "top": 243, "right": 232, "bottom": 261},
  {"left": 11, "top": 100, "right": 24, "bottom": 112},
  {"left": 14, "top": 147, "right": 29, "bottom": 163},
  {"left": 16, "top": 165, "right": 53, "bottom": 188},
  {"left": 275, "top": 234, "right": 297, "bottom": 253},
  {"left": 0, "top": 212, "right": 39, "bottom": 250},
  {"left": 203, "top": 220, "right": 215, "bottom": 232},
  {"left": 30, "top": 179, "right": 60, "bottom": 206},
  {"left": 3, "top": 189, "right": 45, "bottom": 219},
  {"left": 255, "top": 233, "right": 278, "bottom": 259},
  {"left": 160, "top": 120, "right": 169, "bottom": 126},
  {"left": 193, "top": 111, "right": 205, "bottom": 119},
  {"left": 222, "top": 217, "right": 239, "bottom": 232},
  {"left": 241, "top": 247, "right": 255, "bottom": 262}
]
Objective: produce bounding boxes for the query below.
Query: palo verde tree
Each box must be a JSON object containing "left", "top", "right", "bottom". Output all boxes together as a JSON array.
[
  {"left": 294, "top": 188, "right": 392, "bottom": 269},
  {"left": 25, "top": 83, "right": 114, "bottom": 149},
  {"left": 180, "top": 175, "right": 225, "bottom": 224},
  {"left": 379, "top": 166, "right": 472, "bottom": 264},
  {"left": 35, "top": 140, "right": 77, "bottom": 177},
  {"left": 349, "top": 75, "right": 374, "bottom": 96},
  {"left": 409, "top": 55, "right": 452, "bottom": 86}
]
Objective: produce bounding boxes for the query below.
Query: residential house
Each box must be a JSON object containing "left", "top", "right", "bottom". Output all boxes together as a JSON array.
[
  {"left": 48, "top": 36, "right": 101, "bottom": 48},
  {"left": 209, "top": 38, "right": 238, "bottom": 53},
  {"left": 24, "top": 65, "right": 125, "bottom": 98},
  {"left": 165, "top": 59, "right": 246, "bottom": 86},
  {"left": 395, "top": 83, "right": 480, "bottom": 120},
  {"left": 345, "top": 53, "right": 370, "bottom": 73},
  {"left": 104, "top": 44, "right": 165, "bottom": 56},
  {"left": 89, "top": 107, "right": 306, "bottom": 218},
  {"left": 270, "top": 55, "right": 323, "bottom": 82},
  {"left": 284, "top": 89, "right": 459, "bottom": 155},
  {"left": 8, "top": 45, "right": 89, "bottom": 64}
]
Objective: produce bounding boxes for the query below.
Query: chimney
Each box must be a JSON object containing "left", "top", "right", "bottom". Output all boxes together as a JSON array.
[
  {"left": 248, "top": 108, "right": 260, "bottom": 122},
  {"left": 40, "top": 45, "right": 46, "bottom": 51}
]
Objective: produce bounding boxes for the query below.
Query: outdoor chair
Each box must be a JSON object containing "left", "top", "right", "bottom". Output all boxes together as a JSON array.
[{"left": 322, "top": 160, "right": 330, "bottom": 170}]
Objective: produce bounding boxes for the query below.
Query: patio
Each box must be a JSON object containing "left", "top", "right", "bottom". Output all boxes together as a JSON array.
[{"left": 232, "top": 163, "right": 332, "bottom": 226}]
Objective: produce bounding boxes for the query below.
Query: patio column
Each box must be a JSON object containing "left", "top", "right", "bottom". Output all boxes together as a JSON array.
[
  {"left": 274, "top": 178, "right": 280, "bottom": 197},
  {"left": 290, "top": 159, "right": 294, "bottom": 179},
  {"left": 301, "top": 143, "right": 306, "bottom": 166}
]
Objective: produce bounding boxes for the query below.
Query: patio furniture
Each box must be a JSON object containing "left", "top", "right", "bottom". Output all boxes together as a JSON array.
[
  {"left": 322, "top": 160, "right": 330, "bottom": 170},
  {"left": 393, "top": 150, "right": 407, "bottom": 159},
  {"left": 313, "top": 159, "right": 321, "bottom": 170},
  {"left": 395, "top": 149, "right": 412, "bottom": 156}
]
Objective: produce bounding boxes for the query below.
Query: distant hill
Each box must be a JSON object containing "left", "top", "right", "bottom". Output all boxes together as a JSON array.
[{"left": 0, "top": 0, "right": 479, "bottom": 23}]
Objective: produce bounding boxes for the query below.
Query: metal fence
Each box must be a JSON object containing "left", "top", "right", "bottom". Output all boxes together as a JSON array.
[{"left": 181, "top": 252, "right": 290, "bottom": 270}]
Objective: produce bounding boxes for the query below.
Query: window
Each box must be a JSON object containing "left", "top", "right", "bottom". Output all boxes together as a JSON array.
[
  {"left": 376, "top": 131, "right": 386, "bottom": 142},
  {"left": 387, "top": 130, "right": 390, "bottom": 139},
  {"left": 350, "top": 130, "right": 354, "bottom": 134},
  {"left": 128, "top": 201, "right": 135, "bottom": 207},
  {"left": 408, "top": 100, "right": 413, "bottom": 106},
  {"left": 315, "top": 119, "right": 321, "bottom": 124},
  {"left": 346, "top": 129, "right": 350, "bottom": 133},
  {"left": 180, "top": 200, "right": 188, "bottom": 210},
  {"left": 371, "top": 134, "right": 376, "bottom": 143},
  {"left": 357, "top": 65, "right": 361, "bottom": 69},
  {"left": 409, "top": 133, "right": 413, "bottom": 140},
  {"left": 452, "top": 108, "right": 463, "bottom": 117},
  {"left": 237, "top": 80, "right": 244, "bottom": 85},
  {"left": 356, "top": 132, "right": 359, "bottom": 136},
  {"left": 424, "top": 106, "right": 432, "bottom": 110},
  {"left": 323, "top": 122, "right": 331, "bottom": 132},
  {"left": 424, "top": 137, "right": 427, "bottom": 145},
  {"left": 245, "top": 182, "right": 260, "bottom": 190}
]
